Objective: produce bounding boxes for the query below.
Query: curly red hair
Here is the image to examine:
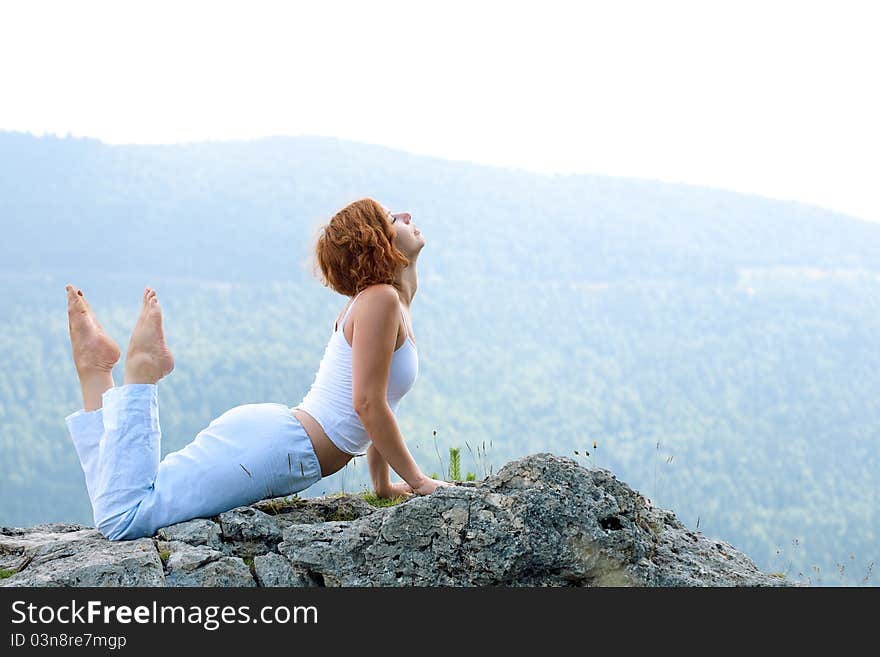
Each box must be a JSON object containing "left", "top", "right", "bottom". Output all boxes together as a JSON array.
[{"left": 309, "top": 198, "right": 411, "bottom": 297}]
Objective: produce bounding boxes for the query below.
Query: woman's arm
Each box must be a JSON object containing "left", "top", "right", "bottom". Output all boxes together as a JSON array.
[
  {"left": 351, "top": 286, "right": 427, "bottom": 490},
  {"left": 367, "top": 443, "right": 413, "bottom": 499},
  {"left": 358, "top": 388, "right": 453, "bottom": 496},
  {"left": 351, "top": 285, "right": 453, "bottom": 496},
  {"left": 358, "top": 402, "right": 424, "bottom": 489},
  {"left": 367, "top": 444, "right": 391, "bottom": 494}
]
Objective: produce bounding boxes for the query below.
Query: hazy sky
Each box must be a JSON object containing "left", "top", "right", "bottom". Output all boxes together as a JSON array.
[{"left": 1, "top": 0, "right": 877, "bottom": 223}]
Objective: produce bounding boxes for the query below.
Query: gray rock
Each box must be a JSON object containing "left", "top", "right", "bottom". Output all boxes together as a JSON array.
[
  {"left": 163, "top": 541, "right": 255, "bottom": 587},
  {"left": 280, "top": 454, "right": 793, "bottom": 587},
  {"left": 253, "top": 552, "right": 314, "bottom": 587},
  {"left": 176, "top": 558, "right": 256, "bottom": 587},
  {"left": 0, "top": 453, "right": 797, "bottom": 587},
  {"left": 279, "top": 519, "right": 382, "bottom": 586},
  {"left": 216, "top": 507, "right": 282, "bottom": 558},
  {"left": 157, "top": 518, "right": 222, "bottom": 550},
  {"left": 0, "top": 525, "right": 163, "bottom": 587}
]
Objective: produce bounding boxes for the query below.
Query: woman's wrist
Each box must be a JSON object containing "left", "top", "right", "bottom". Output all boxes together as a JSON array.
[
  {"left": 374, "top": 479, "right": 392, "bottom": 497},
  {"left": 376, "top": 481, "right": 415, "bottom": 499},
  {"left": 406, "top": 472, "right": 427, "bottom": 490}
]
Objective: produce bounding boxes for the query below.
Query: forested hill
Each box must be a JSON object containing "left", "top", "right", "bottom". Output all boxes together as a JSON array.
[
  {"left": 0, "top": 130, "right": 877, "bottom": 586},
  {"left": 1, "top": 130, "right": 878, "bottom": 284}
]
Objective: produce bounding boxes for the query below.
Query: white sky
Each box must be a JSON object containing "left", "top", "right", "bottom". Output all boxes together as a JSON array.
[{"left": 1, "top": 0, "right": 877, "bottom": 223}]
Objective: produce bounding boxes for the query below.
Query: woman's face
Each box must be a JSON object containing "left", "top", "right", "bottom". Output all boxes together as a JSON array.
[{"left": 383, "top": 204, "right": 424, "bottom": 257}]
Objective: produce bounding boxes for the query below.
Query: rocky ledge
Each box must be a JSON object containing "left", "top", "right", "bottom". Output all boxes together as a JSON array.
[{"left": 0, "top": 453, "right": 794, "bottom": 587}]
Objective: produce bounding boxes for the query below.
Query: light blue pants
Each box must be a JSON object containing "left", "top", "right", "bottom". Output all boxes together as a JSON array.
[{"left": 65, "top": 383, "right": 323, "bottom": 541}]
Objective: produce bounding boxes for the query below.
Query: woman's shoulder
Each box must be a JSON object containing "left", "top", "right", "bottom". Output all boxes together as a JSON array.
[
  {"left": 346, "top": 284, "right": 404, "bottom": 349},
  {"left": 359, "top": 282, "right": 397, "bottom": 295},
  {"left": 356, "top": 283, "right": 399, "bottom": 305},
  {"left": 349, "top": 284, "right": 401, "bottom": 327},
  {"left": 354, "top": 285, "right": 401, "bottom": 321}
]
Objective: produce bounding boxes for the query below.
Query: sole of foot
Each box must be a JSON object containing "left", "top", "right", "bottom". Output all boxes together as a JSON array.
[
  {"left": 66, "top": 284, "right": 122, "bottom": 374},
  {"left": 124, "top": 287, "right": 175, "bottom": 384}
]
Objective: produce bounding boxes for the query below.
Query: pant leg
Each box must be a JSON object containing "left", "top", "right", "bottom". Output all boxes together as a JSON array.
[
  {"left": 65, "top": 406, "right": 106, "bottom": 505},
  {"left": 89, "top": 383, "right": 162, "bottom": 541},
  {"left": 67, "top": 388, "right": 322, "bottom": 542},
  {"left": 116, "top": 402, "right": 323, "bottom": 541}
]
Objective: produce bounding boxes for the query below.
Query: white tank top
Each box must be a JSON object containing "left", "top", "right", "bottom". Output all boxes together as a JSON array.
[{"left": 294, "top": 289, "right": 419, "bottom": 456}]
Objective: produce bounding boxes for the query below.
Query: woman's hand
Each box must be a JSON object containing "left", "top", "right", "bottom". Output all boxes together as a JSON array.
[
  {"left": 412, "top": 476, "right": 455, "bottom": 496},
  {"left": 376, "top": 481, "right": 415, "bottom": 500}
]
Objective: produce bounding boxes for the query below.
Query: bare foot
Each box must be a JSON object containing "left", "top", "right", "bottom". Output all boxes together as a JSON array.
[
  {"left": 124, "top": 287, "right": 175, "bottom": 384},
  {"left": 66, "top": 284, "right": 121, "bottom": 374}
]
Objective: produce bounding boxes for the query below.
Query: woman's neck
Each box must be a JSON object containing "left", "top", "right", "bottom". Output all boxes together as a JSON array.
[{"left": 395, "top": 265, "right": 418, "bottom": 307}]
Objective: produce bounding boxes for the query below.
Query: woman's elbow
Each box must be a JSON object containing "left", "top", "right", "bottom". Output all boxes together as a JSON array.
[{"left": 354, "top": 397, "right": 388, "bottom": 418}]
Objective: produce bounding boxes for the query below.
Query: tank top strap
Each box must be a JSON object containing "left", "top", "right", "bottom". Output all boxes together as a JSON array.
[
  {"left": 338, "top": 289, "right": 366, "bottom": 332},
  {"left": 399, "top": 301, "right": 409, "bottom": 335}
]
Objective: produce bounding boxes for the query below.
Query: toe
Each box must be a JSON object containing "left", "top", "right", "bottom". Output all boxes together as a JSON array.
[{"left": 67, "top": 288, "right": 85, "bottom": 311}]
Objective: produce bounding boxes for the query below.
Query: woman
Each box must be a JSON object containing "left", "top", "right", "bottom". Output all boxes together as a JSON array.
[{"left": 64, "top": 197, "right": 453, "bottom": 542}]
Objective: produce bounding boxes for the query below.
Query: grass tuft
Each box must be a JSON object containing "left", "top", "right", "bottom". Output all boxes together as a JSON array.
[
  {"left": 329, "top": 507, "right": 358, "bottom": 521},
  {"left": 258, "top": 494, "right": 304, "bottom": 515},
  {"left": 360, "top": 491, "right": 409, "bottom": 508},
  {"left": 448, "top": 447, "right": 461, "bottom": 481}
]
